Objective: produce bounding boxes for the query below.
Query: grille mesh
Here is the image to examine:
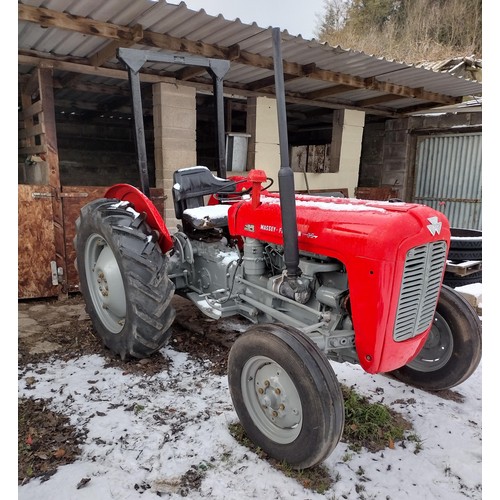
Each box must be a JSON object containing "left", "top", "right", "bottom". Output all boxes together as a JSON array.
[{"left": 393, "top": 241, "right": 447, "bottom": 342}]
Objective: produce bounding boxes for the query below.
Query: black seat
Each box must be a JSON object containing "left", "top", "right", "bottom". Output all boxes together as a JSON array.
[{"left": 172, "top": 166, "right": 236, "bottom": 219}]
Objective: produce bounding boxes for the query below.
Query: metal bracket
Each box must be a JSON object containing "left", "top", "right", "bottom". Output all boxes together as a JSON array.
[
  {"left": 50, "top": 261, "right": 58, "bottom": 285},
  {"left": 446, "top": 259, "right": 482, "bottom": 276},
  {"left": 32, "top": 192, "right": 54, "bottom": 199}
]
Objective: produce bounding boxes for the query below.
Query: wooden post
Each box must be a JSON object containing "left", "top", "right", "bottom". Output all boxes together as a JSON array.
[{"left": 37, "top": 66, "right": 68, "bottom": 299}]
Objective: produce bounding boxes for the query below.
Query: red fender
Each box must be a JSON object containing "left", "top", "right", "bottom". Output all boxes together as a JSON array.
[{"left": 104, "top": 184, "right": 173, "bottom": 253}]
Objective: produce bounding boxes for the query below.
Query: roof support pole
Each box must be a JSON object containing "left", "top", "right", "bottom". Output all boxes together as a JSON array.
[
  {"left": 117, "top": 48, "right": 231, "bottom": 197},
  {"left": 207, "top": 60, "right": 231, "bottom": 179},
  {"left": 126, "top": 65, "right": 150, "bottom": 198}
]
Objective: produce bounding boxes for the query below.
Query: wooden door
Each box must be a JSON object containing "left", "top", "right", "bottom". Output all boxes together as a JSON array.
[
  {"left": 18, "top": 185, "right": 58, "bottom": 299},
  {"left": 19, "top": 185, "right": 166, "bottom": 298}
]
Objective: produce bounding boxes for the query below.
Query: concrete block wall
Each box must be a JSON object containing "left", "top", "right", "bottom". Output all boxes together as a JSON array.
[
  {"left": 380, "top": 117, "right": 410, "bottom": 197},
  {"left": 247, "top": 98, "right": 365, "bottom": 197},
  {"left": 356, "top": 121, "right": 385, "bottom": 187},
  {"left": 246, "top": 96, "right": 281, "bottom": 180},
  {"left": 153, "top": 82, "right": 197, "bottom": 232}
]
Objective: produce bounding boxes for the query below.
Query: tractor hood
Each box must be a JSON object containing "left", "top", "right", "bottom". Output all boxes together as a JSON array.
[
  {"left": 228, "top": 193, "right": 450, "bottom": 263},
  {"left": 228, "top": 193, "right": 451, "bottom": 374}
]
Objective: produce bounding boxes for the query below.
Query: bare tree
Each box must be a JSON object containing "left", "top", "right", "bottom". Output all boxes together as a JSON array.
[{"left": 315, "top": 0, "right": 482, "bottom": 63}]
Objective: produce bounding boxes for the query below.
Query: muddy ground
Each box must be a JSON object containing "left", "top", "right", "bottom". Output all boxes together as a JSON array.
[
  {"left": 18, "top": 293, "right": 251, "bottom": 484},
  {"left": 18, "top": 292, "right": 465, "bottom": 485}
]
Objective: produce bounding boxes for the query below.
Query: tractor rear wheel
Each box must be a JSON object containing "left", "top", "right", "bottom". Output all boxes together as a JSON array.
[
  {"left": 74, "top": 198, "right": 175, "bottom": 360},
  {"left": 228, "top": 323, "right": 344, "bottom": 469},
  {"left": 390, "top": 285, "right": 481, "bottom": 391}
]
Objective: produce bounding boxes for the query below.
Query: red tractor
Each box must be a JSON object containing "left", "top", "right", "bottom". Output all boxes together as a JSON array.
[{"left": 74, "top": 32, "right": 481, "bottom": 469}]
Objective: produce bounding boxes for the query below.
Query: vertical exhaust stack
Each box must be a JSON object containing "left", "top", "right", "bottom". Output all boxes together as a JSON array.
[{"left": 272, "top": 28, "right": 310, "bottom": 304}]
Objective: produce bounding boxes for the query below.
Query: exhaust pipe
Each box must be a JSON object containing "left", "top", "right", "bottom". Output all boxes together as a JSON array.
[
  {"left": 272, "top": 28, "right": 300, "bottom": 278},
  {"left": 272, "top": 28, "right": 310, "bottom": 303}
]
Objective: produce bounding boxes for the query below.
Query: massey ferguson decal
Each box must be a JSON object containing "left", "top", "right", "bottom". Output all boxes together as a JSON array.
[
  {"left": 260, "top": 224, "right": 281, "bottom": 232},
  {"left": 260, "top": 224, "right": 318, "bottom": 239},
  {"left": 427, "top": 216, "right": 442, "bottom": 236}
]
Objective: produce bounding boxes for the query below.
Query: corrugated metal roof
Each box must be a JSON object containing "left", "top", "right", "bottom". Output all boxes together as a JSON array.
[{"left": 18, "top": 0, "right": 482, "bottom": 116}]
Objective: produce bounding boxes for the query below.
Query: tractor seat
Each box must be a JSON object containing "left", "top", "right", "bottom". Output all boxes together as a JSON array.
[
  {"left": 182, "top": 204, "right": 231, "bottom": 230},
  {"left": 172, "top": 166, "right": 237, "bottom": 219}
]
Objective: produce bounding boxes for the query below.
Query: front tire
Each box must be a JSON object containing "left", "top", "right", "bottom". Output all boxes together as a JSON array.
[
  {"left": 390, "top": 285, "right": 482, "bottom": 391},
  {"left": 74, "top": 198, "right": 176, "bottom": 360},
  {"left": 228, "top": 324, "right": 344, "bottom": 469}
]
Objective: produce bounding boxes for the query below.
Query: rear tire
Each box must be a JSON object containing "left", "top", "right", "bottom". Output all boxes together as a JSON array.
[
  {"left": 228, "top": 323, "right": 344, "bottom": 469},
  {"left": 390, "top": 285, "right": 481, "bottom": 391},
  {"left": 74, "top": 198, "right": 175, "bottom": 360}
]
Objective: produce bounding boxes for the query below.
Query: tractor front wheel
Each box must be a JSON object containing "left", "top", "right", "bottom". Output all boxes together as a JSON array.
[
  {"left": 74, "top": 198, "right": 176, "bottom": 360},
  {"left": 228, "top": 323, "right": 344, "bottom": 469},
  {"left": 390, "top": 285, "right": 482, "bottom": 391}
]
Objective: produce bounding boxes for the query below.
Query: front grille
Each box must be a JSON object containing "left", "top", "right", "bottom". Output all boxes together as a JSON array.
[{"left": 393, "top": 241, "right": 447, "bottom": 342}]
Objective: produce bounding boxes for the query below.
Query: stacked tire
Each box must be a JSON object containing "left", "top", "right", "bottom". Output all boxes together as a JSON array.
[{"left": 443, "top": 228, "right": 482, "bottom": 287}]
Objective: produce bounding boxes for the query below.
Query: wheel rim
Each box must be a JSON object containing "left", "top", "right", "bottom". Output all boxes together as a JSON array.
[
  {"left": 241, "top": 355, "right": 302, "bottom": 444},
  {"left": 407, "top": 311, "right": 453, "bottom": 372},
  {"left": 84, "top": 233, "right": 127, "bottom": 333}
]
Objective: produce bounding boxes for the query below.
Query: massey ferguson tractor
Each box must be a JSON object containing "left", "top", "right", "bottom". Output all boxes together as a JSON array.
[{"left": 74, "top": 31, "right": 482, "bottom": 469}]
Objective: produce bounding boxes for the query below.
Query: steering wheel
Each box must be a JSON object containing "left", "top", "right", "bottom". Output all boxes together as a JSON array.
[{"left": 212, "top": 177, "right": 274, "bottom": 201}]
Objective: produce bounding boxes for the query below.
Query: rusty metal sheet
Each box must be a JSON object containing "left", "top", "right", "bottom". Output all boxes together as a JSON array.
[{"left": 355, "top": 186, "right": 399, "bottom": 200}]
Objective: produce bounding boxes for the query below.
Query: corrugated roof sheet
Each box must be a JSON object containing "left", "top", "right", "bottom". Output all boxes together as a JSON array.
[{"left": 18, "top": 0, "right": 482, "bottom": 115}]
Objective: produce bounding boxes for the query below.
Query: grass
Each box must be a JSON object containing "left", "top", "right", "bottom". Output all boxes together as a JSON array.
[
  {"left": 341, "top": 385, "right": 413, "bottom": 453},
  {"left": 229, "top": 383, "right": 418, "bottom": 493},
  {"left": 228, "top": 422, "right": 335, "bottom": 494}
]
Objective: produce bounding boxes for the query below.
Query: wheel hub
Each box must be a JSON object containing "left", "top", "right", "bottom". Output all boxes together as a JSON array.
[
  {"left": 96, "top": 271, "right": 109, "bottom": 297},
  {"left": 407, "top": 312, "right": 453, "bottom": 372},
  {"left": 241, "top": 356, "right": 303, "bottom": 444},
  {"left": 85, "top": 234, "right": 127, "bottom": 333},
  {"left": 254, "top": 366, "right": 300, "bottom": 428}
]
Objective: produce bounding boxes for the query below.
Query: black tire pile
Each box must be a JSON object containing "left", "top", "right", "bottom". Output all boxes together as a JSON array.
[{"left": 443, "top": 228, "right": 482, "bottom": 288}]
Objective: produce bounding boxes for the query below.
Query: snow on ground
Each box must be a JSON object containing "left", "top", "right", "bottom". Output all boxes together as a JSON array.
[{"left": 16, "top": 284, "right": 486, "bottom": 500}]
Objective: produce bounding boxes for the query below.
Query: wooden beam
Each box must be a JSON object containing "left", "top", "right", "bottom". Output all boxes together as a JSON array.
[
  {"left": 401, "top": 101, "right": 462, "bottom": 114},
  {"left": 305, "top": 84, "right": 357, "bottom": 100},
  {"left": 19, "top": 5, "right": 140, "bottom": 43},
  {"left": 19, "top": 5, "right": 460, "bottom": 106},
  {"left": 89, "top": 24, "right": 144, "bottom": 67},
  {"left": 247, "top": 73, "right": 300, "bottom": 91},
  {"left": 175, "top": 66, "right": 208, "bottom": 81},
  {"left": 21, "top": 69, "right": 41, "bottom": 98},
  {"left": 356, "top": 94, "right": 408, "bottom": 107},
  {"left": 18, "top": 53, "right": 168, "bottom": 83},
  {"left": 37, "top": 67, "right": 68, "bottom": 297},
  {"left": 57, "top": 80, "right": 129, "bottom": 96},
  {"left": 18, "top": 53, "right": 397, "bottom": 117}
]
